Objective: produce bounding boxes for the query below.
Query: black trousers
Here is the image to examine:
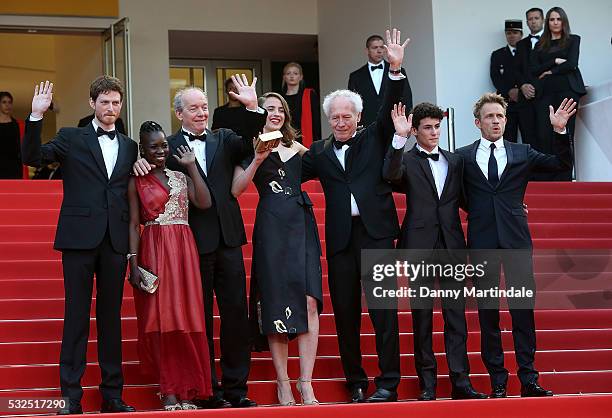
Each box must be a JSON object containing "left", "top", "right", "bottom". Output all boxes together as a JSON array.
[
  {"left": 327, "top": 216, "right": 400, "bottom": 392},
  {"left": 410, "top": 232, "right": 471, "bottom": 391},
  {"left": 474, "top": 249, "right": 538, "bottom": 387},
  {"left": 59, "top": 230, "right": 126, "bottom": 402},
  {"left": 504, "top": 103, "right": 538, "bottom": 147},
  {"left": 199, "top": 242, "right": 251, "bottom": 401}
]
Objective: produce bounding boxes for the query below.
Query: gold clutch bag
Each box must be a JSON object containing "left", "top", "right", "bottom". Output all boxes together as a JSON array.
[
  {"left": 254, "top": 130, "right": 283, "bottom": 153},
  {"left": 138, "top": 266, "right": 159, "bottom": 293}
]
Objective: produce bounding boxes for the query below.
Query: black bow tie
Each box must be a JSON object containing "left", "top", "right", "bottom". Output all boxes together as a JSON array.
[
  {"left": 184, "top": 131, "right": 206, "bottom": 142},
  {"left": 333, "top": 137, "right": 356, "bottom": 150},
  {"left": 370, "top": 63, "right": 383, "bottom": 71},
  {"left": 529, "top": 34, "right": 540, "bottom": 40},
  {"left": 418, "top": 150, "right": 440, "bottom": 161},
  {"left": 96, "top": 127, "right": 116, "bottom": 140}
]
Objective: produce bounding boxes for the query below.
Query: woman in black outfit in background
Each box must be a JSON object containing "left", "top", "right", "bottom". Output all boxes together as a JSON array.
[{"left": 531, "top": 6, "right": 586, "bottom": 180}]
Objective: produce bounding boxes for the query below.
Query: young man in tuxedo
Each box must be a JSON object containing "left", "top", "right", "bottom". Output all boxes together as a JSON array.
[
  {"left": 490, "top": 20, "right": 537, "bottom": 145},
  {"left": 21, "top": 77, "right": 138, "bottom": 414},
  {"left": 455, "top": 92, "right": 576, "bottom": 399},
  {"left": 382, "top": 103, "right": 487, "bottom": 401},
  {"left": 348, "top": 34, "right": 413, "bottom": 127},
  {"left": 301, "top": 28, "right": 408, "bottom": 404},
  {"left": 133, "top": 75, "right": 264, "bottom": 408}
]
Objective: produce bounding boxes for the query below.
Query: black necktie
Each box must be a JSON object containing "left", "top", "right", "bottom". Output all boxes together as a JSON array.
[
  {"left": 184, "top": 131, "right": 206, "bottom": 142},
  {"left": 418, "top": 150, "right": 440, "bottom": 161},
  {"left": 96, "top": 127, "right": 116, "bottom": 140},
  {"left": 333, "top": 137, "right": 355, "bottom": 149},
  {"left": 488, "top": 143, "right": 499, "bottom": 187},
  {"left": 370, "top": 64, "right": 383, "bottom": 71}
]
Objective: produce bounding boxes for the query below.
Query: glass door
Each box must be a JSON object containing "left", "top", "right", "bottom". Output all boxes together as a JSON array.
[{"left": 103, "top": 18, "right": 132, "bottom": 137}]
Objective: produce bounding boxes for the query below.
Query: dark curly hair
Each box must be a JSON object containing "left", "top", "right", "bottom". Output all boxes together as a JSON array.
[{"left": 410, "top": 102, "right": 445, "bottom": 129}]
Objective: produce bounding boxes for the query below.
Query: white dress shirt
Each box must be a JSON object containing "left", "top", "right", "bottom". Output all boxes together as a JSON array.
[
  {"left": 507, "top": 45, "right": 517, "bottom": 56},
  {"left": 529, "top": 29, "right": 544, "bottom": 49},
  {"left": 333, "top": 138, "right": 361, "bottom": 216},
  {"left": 416, "top": 144, "right": 448, "bottom": 198},
  {"left": 476, "top": 137, "right": 507, "bottom": 180},
  {"left": 90, "top": 119, "right": 119, "bottom": 179},
  {"left": 183, "top": 128, "right": 207, "bottom": 175},
  {"left": 368, "top": 61, "right": 385, "bottom": 95}
]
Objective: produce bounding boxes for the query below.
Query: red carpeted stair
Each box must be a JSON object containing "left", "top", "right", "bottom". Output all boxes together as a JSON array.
[{"left": 1, "top": 179, "right": 611, "bottom": 417}]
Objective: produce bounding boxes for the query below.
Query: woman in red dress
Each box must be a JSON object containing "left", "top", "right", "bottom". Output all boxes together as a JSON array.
[{"left": 127, "top": 121, "right": 213, "bottom": 410}]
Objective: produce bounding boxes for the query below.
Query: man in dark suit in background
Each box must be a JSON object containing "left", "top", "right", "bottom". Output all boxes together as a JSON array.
[
  {"left": 22, "top": 77, "right": 138, "bottom": 414},
  {"left": 456, "top": 92, "right": 576, "bottom": 399},
  {"left": 490, "top": 19, "right": 537, "bottom": 145},
  {"left": 348, "top": 33, "right": 413, "bottom": 127},
  {"left": 133, "top": 75, "right": 264, "bottom": 409},
  {"left": 516, "top": 8, "right": 545, "bottom": 151},
  {"left": 383, "top": 102, "right": 486, "bottom": 401},
  {"left": 302, "top": 28, "right": 407, "bottom": 404}
]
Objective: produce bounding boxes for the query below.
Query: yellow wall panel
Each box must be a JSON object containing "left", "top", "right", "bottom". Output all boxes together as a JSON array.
[{"left": 0, "top": 0, "right": 118, "bottom": 18}]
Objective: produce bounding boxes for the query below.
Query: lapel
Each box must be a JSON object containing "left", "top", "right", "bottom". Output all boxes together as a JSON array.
[
  {"left": 411, "top": 146, "right": 438, "bottom": 200},
  {"left": 323, "top": 136, "right": 345, "bottom": 174},
  {"left": 470, "top": 139, "right": 492, "bottom": 187},
  {"left": 497, "top": 140, "right": 514, "bottom": 186},
  {"left": 174, "top": 130, "right": 207, "bottom": 178},
  {"left": 204, "top": 128, "right": 218, "bottom": 173},
  {"left": 109, "top": 133, "right": 128, "bottom": 181},
  {"left": 360, "top": 64, "right": 378, "bottom": 99},
  {"left": 378, "top": 61, "right": 390, "bottom": 97},
  {"left": 439, "top": 148, "right": 454, "bottom": 199},
  {"left": 84, "top": 124, "right": 109, "bottom": 180}
]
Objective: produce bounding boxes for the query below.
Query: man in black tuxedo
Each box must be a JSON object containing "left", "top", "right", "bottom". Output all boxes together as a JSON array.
[
  {"left": 21, "top": 77, "right": 138, "bottom": 414},
  {"left": 456, "top": 92, "right": 576, "bottom": 399},
  {"left": 382, "top": 102, "right": 486, "bottom": 401},
  {"left": 133, "top": 74, "right": 264, "bottom": 409},
  {"left": 490, "top": 20, "right": 537, "bottom": 145},
  {"left": 301, "top": 29, "right": 408, "bottom": 403},
  {"left": 348, "top": 34, "right": 413, "bottom": 127},
  {"left": 516, "top": 8, "right": 545, "bottom": 151}
]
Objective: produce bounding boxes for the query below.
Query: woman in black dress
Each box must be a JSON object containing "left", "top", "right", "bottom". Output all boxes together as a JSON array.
[
  {"left": 530, "top": 6, "right": 586, "bottom": 180},
  {"left": 232, "top": 92, "right": 322, "bottom": 406},
  {"left": 281, "top": 62, "right": 321, "bottom": 148},
  {"left": 0, "top": 92, "right": 23, "bottom": 179}
]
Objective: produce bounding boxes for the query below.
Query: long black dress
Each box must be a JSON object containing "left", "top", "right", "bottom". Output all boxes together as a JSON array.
[{"left": 247, "top": 150, "right": 322, "bottom": 349}]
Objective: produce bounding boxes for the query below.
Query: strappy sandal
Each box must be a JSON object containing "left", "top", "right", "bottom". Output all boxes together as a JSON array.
[
  {"left": 277, "top": 378, "right": 296, "bottom": 406},
  {"left": 296, "top": 378, "right": 320, "bottom": 405}
]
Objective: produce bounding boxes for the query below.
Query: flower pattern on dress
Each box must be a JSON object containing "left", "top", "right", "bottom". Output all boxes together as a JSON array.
[
  {"left": 274, "top": 320, "right": 288, "bottom": 333},
  {"left": 285, "top": 306, "right": 292, "bottom": 319},
  {"left": 151, "top": 169, "right": 189, "bottom": 226},
  {"left": 269, "top": 180, "right": 283, "bottom": 194}
]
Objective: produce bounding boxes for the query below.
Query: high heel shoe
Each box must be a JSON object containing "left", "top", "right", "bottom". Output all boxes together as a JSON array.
[
  {"left": 276, "top": 378, "right": 296, "bottom": 406},
  {"left": 296, "top": 378, "right": 319, "bottom": 405}
]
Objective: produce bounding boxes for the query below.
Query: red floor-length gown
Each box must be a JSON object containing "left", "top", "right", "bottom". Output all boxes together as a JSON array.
[{"left": 134, "top": 168, "right": 212, "bottom": 400}]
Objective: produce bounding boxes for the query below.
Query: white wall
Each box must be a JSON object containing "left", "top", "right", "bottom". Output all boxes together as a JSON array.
[
  {"left": 431, "top": 0, "right": 612, "bottom": 148},
  {"left": 119, "top": 0, "right": 318, "bottom": 136}
]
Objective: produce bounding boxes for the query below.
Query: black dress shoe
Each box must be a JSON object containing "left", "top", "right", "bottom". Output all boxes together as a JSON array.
[
  {"left": 521, "top": 381, "right": 553, "bottom": 397},
  {"left": 417, "top": 389, "right": 436, "bottom": 401},
  {"left": 196, "top": 397, "right": 232, "bottom": 409},
  {"left": 229, "top": 397, "right": 257, "bottom": 408},
  {"left": 365, "top": 388, "right": 398, "bottom": 403},
  {"left": 57, "top": 400, "right": 82, "bottom": 415},
  {"left": 100, "top": 399, "right": 135, "bottom": 413},
  {"left": 490, "top": 385, "right": 507, "bottom": 398},
  {"left": 451, "top": 385, "right": 488, "bottom": 400},
  {"left": 350, "top": 387, "right": 365, "bottom": 403}
]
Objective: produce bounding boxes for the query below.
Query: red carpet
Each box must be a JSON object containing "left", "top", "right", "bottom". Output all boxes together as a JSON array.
[{"left": 1, "top": 180, "right": 611, "bottom": 416}]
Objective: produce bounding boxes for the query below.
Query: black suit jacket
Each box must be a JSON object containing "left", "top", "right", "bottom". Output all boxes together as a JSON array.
[
  {"left": 21, "top": 119, "right": 138, "bottom": 253},
  {"left": 348, "top": 61, "right": 413, "bottom": 127},
  {"left": 166, "top": 111, "right": 265, "bottom": 254},
  {"left": 490, "top": 46, "right": 528, "bottom": 110},
  {"left": 302, "top": 78, "right": 405, "bottom": 257},
  {"left": 383, "top": 145, "right": 466, "bottom": 250},
  {"left": 456, "top": 134, "right": 571, "bottom": 250}
]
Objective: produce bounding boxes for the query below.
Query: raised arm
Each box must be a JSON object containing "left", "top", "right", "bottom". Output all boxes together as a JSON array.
[
  {"left": 231, "top": 148, "right": 271, "bottom": 197},
  {"left": 375, "top": 28, "right": 410, "bottom": 142},
  {"left": 383, "top": 105, "right": 412, "bottom": 185},
  {"left": 173, "top": 145, "right": 212, "bottom": 209},
  {"left": 22, "top": 81, "right": 70, "bottom": 167}
]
